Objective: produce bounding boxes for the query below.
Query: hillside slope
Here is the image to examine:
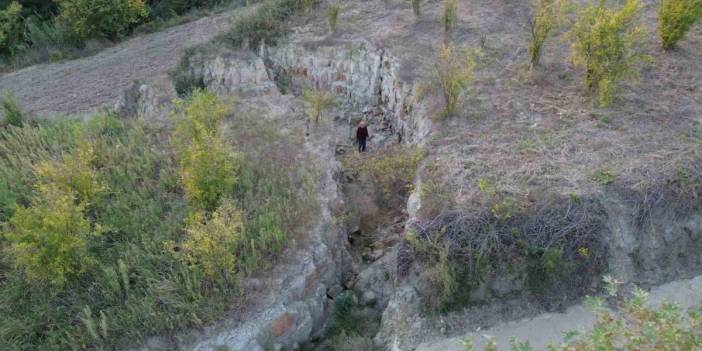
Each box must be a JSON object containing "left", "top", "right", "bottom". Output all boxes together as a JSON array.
[{"left": 0, "top": 4, "right": 256, "bottom": 117}]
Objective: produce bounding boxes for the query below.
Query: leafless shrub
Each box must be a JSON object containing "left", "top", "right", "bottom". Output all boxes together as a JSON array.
[{"left": 401, "top": 191, "right": 608, "bottom": 312}]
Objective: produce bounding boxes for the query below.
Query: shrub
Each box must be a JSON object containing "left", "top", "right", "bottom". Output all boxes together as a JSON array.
[
  {"left": 0, "top": 118, "right": 79, "bottom": 222},
  {"left": 179, "top": 133, "right": 239, "bottom": 212},
  {"left": 411, "top": 0, "right": 421, "bottom": 17},
  {"left": 171, "top": 89, "right": 229, "bottom": 152},
  {"left": 435, "top": 44, "right": 476, "bottom": 117},
  {"left": 179, "top": 200, "right": 243, "bottom": 282},
  {"left": 342, "top": 145, "right": 423, "bottom": 207},
  {"left": 0, "top": 1, "right": 23, "bottom": 55},
  {"left": 24, "top": 15, "right": 65, "bottom": 49},
  {"left": 589, "top": 168, "right": 617, "bottom": 185},
  {"left": 557, "top": 290, "right": 702, "bottom": 350},
  {"left": 171, "top": 89, "right": 238, "bottom": 212},
  {"left": 149, "top": 0, "right": 223, "bottom": 19},
  {"left": 327, "top": 3, "right": 340, "bottom": 33},
  {"left": 303, "top": 89, "right": 337, "bottom": 125},
  {"left": 442, "top": 0, "right": 458, "bottom": 33},
  {"left": 2, "top": 133, "right": 104, "bottom": 287},
  {"left": 658, "top": 0, "right": 702, "bottom": 50},
  {"left": 528, "top": 0, "right": 568, "bottom": 68},
  {"left": 3, "top": 184, "right": 98, "bottom": 287},
  {"left": 422, "top": 245, "right": 468, "bottom": 313},
  {"left": 404, "top": 192, "right": 606, "bottom": 313},
  {"left": 1, "top": 92, "right": 24, "bottom": 127},
  {"left": 34, "top": 140, "right": 105, "bottom": 204},
  {"left": 302, "top": 0, "right": 315, "bottom": 13},
  {"left": 56, "top": 0, "right": 148, "bottom": 45},
  {"left": 568, "top": 0, "right": 648, "bottom": 107}
]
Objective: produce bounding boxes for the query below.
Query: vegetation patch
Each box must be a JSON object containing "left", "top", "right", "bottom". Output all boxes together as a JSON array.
[
  {"left": 341, "top": 145, "right": 423, "bottom": 210},
  {"left": 302, "top": 291, "right": 380, "bottom": 351},
  {"left": 567, "top": 0, "right": 650, "bottom": 107},
  {"left": 472, "top": 279, "right": 702, "bottom": 350},
  {"left": 0, "top": 0, "right": 252, "bottom": 70},
  {"left": 0, "top": 90, "right": 316, "bottom": 350},
  {"left": 658, "top": 0, "right": 702, "bottom": 50},
  {"left": 434, "top": 43, "right": 477, "bottom": 118},
  {"left": 402, "top": 190, "right": 607, "bottom": 314}
]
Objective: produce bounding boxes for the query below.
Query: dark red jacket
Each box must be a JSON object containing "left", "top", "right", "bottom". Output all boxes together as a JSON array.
[{"left": 356, "top": 126, "right": 369, "bottom": 140}]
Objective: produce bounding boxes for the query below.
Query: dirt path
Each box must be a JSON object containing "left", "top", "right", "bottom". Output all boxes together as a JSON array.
[{"left": 0, "top": 5, "right": 255, "bottom": 117}]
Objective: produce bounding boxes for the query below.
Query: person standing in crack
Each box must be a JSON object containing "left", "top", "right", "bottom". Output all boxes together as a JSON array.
[{"left": 356, "top": 119, "right": 369, "bottom": 153}]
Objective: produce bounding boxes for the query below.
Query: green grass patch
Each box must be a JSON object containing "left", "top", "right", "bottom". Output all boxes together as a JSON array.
[{"left": 0, "top": 92, "right": 317, "bottom": 349}]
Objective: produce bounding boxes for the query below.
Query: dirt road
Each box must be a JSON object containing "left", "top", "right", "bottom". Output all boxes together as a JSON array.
[{"left": 0, "top": 5, "right": 255, "bottom": 117}]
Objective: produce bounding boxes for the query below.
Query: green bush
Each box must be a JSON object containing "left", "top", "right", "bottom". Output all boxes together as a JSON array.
[
  {"left": 435, "top": 44, "right": 476, "bottom": 117},
  {"left": 342, "top": 145, "right": 423, "bottom": 207},
  {"left": 171, "top": 90, "right": 238, "bottom": 212},
  {"left": 557, "top": 290, "right": 702, "bottom": 350},
  {"left": 34, "top": 140, "right": 105, "bottom": 204},
  {"left": 179, "top": 200, "right": 243, "bottom": 282},
  {"left": 56, "top": 0, "right": 148, "bottom": 45},
  {"left": 658, "top": 0, "right": 702, "bottom": 50},
  {"left": 411, "top": 0, "right": 421, "bottom": 17},
  {"left": 149, "top": 0, "right": 224, "bottom": 19},
  {"left": 3, "top": 184, "right": 99, "bottom": 287},
  {"left": 303, "top": 88, "right": 336, "bottom": 125},
  {"left": 301, "top": 0, "right": 315, "bottom": 13},
  {"left": 0, "top": 1, "right": 23, "bottom": 55},
  {"left": 568, "top": 0, "right": 648, "bottom": 107},
  {"left": 327, "top": 3, "right": 340, "bottom": 33},
  {"left": 179, "top": 135, "right": 239, "bottom": 211},
  {"left": 528, "top": 0, "right": 569, "bottom": 68},
  {"left": 442, "top": 0, "right": 457, "bottom": 33},
  {"left": 1, "top": 92, "right": 24, "bottom": 127}
]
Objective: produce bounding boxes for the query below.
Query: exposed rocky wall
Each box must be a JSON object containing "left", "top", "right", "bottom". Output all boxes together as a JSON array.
[
  {"left": 176, "top": 49, "right": 278, "bottom": 97},
  {"left": 263, "top": 39, "right": 431, "bottom": 145}
]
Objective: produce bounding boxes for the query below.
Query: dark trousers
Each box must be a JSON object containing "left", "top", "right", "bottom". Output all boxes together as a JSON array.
[{"left": 358, "top": 138, "right": 367, "bottom": 152}]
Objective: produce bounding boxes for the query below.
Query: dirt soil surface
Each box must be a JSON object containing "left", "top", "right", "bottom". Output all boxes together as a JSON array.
[{"left": 0, "top": 5, "right": 256, "bottom": 117}]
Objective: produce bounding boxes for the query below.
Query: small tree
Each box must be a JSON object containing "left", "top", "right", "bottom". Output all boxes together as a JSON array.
[
  {"left": 568, "top": 0, "right": 648, "bottom": 107},
  {"left": 180, "top": 135, "right": 239, "bottom": 212},
  {"left": 179, "top": 200, "right": 243, "bottom": 282},
  {"left": 303, "top": 89, "right": 337, "bottom": 125},
  {"left": 435, "top": 44, "right": 476, "bottom": 117},
  {"left": 411, "top": 0, "right": 421, "bottom": 17},
  {"left": 442, "top": 0, "right": 458, "bottom": 34},
  {"left": 528, "top": 0, "right": 570, "bottom": 69},
  {"left": 658, "top": 0, "right": 702, "bottom": 50},
  {"left": 171, "top": 89, "right": 239, "bottom": 212},
  {"left": 172, "top": 89, "right": 229, "bottom": 147},
  {"left": 327, "top": 3, "right": 340, "bottom": 33},
  {"left": 3, "top": 184, "right": 99, "bottom": 287}
]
